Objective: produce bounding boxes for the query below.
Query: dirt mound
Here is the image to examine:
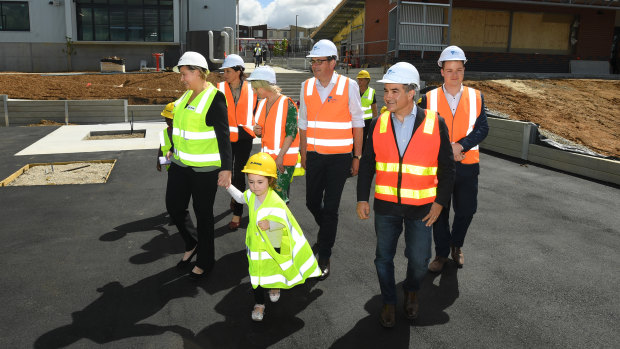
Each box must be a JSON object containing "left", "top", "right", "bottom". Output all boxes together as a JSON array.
[{"left": 0, "top": 73, "right": 617, "bottom": 157}]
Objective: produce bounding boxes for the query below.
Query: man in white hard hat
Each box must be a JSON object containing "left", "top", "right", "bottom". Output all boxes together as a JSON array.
[
  {"left": 356, "top": 62, "right": 455, "bottom": 327},
  {"left": 418, "top": 45, "right": 489, "bottom": 272},
  {"left": 298, "top": 39, "right": 365, "bottom": 280}
]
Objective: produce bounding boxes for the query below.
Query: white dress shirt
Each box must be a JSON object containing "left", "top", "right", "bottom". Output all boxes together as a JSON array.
[{"left": 298, "top": 72, "right": 365, "bottom": 130}]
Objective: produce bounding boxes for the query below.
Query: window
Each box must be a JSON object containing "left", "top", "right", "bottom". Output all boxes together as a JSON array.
[
  {"left": 77, "top": 0, "right": 173, "bottom": 42},
  {"left": 0, "top": 1, "right": 29, "bottom": 31},
  {"left": 255, "top": 29, "right": 263, "bottom": 38},
  {"left": 283, "top": 31, "right": 288, "bottom": 38}
]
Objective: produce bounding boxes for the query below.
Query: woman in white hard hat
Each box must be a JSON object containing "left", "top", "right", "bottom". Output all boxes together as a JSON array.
[
  {"left": 248, "top": 66, "right": 300, "bottom": 203},
  {"left": 166, "top": 51, "right": 232, "bottom": 280},
  {"left": 217, "top": 54, "right": 258, "bottom": 231}
]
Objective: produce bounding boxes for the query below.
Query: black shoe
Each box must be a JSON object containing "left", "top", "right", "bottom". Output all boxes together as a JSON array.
[
  {"left": 188, "top": 269, "right": 206, "bottom": 280},
  {"left": 176, "top": 247, "right": 197, "bottom": 269},
  {"left": 318, "top": 258, "right": 330, "bottom": 281}
]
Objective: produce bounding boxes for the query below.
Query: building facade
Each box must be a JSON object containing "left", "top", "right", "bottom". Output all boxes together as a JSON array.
[{"left": 0, "top": 0, "right": 236, "bottom": 72}]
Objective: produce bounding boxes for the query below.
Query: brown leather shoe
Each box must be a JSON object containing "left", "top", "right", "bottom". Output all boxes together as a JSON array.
[
  {"left": 428, "top": 256, "right": 448, "bottom": 273},
  {"left": 451, "top": 246, "right": 464, "bottom": 268},
  {"left": 379, "top": 304, "right": 396, "bottom": 328},
  {"left": 403, "top": 291, "right": 419, "bottom": 319},
  {"left": 318, "top": 258, "right": 330, "bottom": 281}
]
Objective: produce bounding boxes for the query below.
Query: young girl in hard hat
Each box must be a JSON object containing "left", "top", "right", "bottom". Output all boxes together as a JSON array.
[
  {"left": 156, "top": 102, "right": 174, "bottom": 172},
  {"left": 226, "top": 152, "right": 321, "bottom": 321}
]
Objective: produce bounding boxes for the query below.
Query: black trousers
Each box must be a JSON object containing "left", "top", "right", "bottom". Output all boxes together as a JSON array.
[
  {"left": 362, "top": 118, "right": 372, "bottom": 154},
  {"left": 305, "top": 151, "right": 352, "bottom": 260},
  {"left": 231, "top": 137, "right": 254, "bottom": 216},
  {"left": 166, "top": 163, "right": 218, "bottom": 271},
  {"left": 433, "top": 171, "right": 479, "bottom": 257}
]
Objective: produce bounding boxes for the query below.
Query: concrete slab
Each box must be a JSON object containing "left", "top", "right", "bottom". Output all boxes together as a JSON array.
[
  {"left": 15, "top": 122, "right": 166, "bottom": 156},
  {"left": 0, "top": 125, "right": 618, "bottom": 348}
]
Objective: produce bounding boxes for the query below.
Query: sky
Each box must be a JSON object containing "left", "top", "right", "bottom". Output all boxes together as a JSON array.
[{"left": 239, "top": 0, "right": 342, "bottom": 29}]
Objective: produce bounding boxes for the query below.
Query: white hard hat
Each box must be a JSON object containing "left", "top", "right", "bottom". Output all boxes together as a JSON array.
[
  {"left": 220, "top": 54, "right": 245, "bottom": 69},
  {"left": 437, "top": 45, "right": 467, "bottom": 67},
  {"left": 246, "top": 66, "right": 276, "bottom": 84},
  {"left": 377, "top": 62, "right": 420, "bottom": 88},
  {"left": 173, "top": 51, "right": 209, "bottom": 72},
  {"left": 306, "top": 39, "right": 338, "bottom": 59}
]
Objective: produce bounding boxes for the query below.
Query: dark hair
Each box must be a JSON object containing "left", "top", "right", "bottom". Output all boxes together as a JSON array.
[{"left": 231, "top": 65, "right": 247, "bottom": 81}]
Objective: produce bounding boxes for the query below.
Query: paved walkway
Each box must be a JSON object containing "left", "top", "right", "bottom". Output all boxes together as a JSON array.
[{"left": 0, "top": 126, "right": 618, "bottom": 348}]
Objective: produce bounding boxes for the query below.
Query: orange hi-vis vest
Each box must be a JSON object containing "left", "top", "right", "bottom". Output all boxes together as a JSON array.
[
  {"left": 303, "top": 74, "right": 353, "bottom": 154},
  {"left": 218, "top": 80, "right": 257, "bottom": 141},
  {"left": 373, "top": 110, "right": 440, "bottom": 206},
  {"left": 426, "top": 86, "right": 482, "bottom": 164},
  {"left": 254, "top": 95, "right": 300, "bottom": 167}
]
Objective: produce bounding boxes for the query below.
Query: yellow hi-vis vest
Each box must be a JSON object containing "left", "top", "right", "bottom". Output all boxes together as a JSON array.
[
  {"left": 172, "top": 86, "right": 221, "bottom": 167},
  {"left": 244, "top": 188, "right": 321, "bottom": 289},
  {"left": 360, "top": 87, "right": 375, "bottom": 120}
]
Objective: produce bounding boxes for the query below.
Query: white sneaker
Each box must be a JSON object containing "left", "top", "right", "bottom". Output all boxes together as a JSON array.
[
  {"left": 269, "top": 289, "right": 280, "bottom": 303},
  {"left": 251, "top": 304, "right": 265, "bottom": 321}
]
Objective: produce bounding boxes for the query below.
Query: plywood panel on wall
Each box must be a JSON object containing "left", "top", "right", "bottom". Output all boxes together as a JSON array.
[
  {"left": 451, "top": 9, "right": 509, "bottom": 49},
  {"left": 511, "top": 12, "right": 573, "bottom": 52}
]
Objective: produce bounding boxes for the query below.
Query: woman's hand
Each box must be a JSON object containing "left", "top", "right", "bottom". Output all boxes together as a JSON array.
[
  {"left": 218, "top": 170, "right": 232, "bottom": 188},
  {"left": 253, "top": 124, "right": 262, "bottom": 137},
  {"left": 275, "top": 155, "right": 285, "bottom": 174}
]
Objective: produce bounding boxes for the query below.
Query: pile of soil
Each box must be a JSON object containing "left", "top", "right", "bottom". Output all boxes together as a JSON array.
[
  {"left": 6, "top": 162, "right": 114, "bottom": 186},
  {"left": 0, "top": 72, "right": 617, "bottom": 157}
]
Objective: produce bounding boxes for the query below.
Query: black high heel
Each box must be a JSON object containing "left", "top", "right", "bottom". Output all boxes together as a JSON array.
[{"left": 176, "top": 247, "right": 197, "bottom": 269}]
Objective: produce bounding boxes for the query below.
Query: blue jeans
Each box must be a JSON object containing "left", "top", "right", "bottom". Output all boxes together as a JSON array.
[{"left": 374, "top": 213, "right": 432, "bottom": 305}]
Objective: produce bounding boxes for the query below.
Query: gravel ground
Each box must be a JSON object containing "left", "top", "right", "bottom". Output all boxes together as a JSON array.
[{"left": 6, "top": 162, "right": 114, "bottom": 186}]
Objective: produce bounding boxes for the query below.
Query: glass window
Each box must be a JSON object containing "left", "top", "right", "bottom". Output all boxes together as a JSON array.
[
  {"left": 0, "top": 1, "right": 30, "bottom": 31},
  {"left": 76, "top": 1, "right": 173, "bottom": 42}
]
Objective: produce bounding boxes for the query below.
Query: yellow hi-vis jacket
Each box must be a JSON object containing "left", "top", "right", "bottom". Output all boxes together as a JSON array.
[
  {"left": 244, "top": 188, "right": 321, "bottom": 289},
  {"left": 360, "top": 87, "right": 375, "bottom": 120},
  {"left": 171, "top": 86, "right": 221, "bottom": 167}
]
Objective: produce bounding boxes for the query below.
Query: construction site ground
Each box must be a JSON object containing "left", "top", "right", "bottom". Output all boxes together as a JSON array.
[
  {"left": 1, "top": 127, "right": 618, "bottom": 348},
  {"left": 0, "top": 70, "right": 618, "bottom": 157}
]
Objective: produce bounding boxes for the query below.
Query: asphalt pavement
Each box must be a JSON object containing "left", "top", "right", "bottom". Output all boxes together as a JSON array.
[{"left": 0, "top": 126, "right": 618, "bottom": 348}]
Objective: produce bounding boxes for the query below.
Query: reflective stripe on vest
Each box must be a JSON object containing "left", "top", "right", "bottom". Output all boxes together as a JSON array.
[
  {"left": 361, "top": 87, "right": 375, "bottom": 120},
  {"left": 304, "top": 75, "right": 353, "bottom": 154},
  {"left": 373, "top": 110, "right": 440, "bottom": 205},
  {"left": 171, "top": 85, "right": 221, "bottom": 167},
  {"left": 427, "top": 86, "right": 481, "bottom": 164},
  {"left": 255, "top": 95, "right": 300, "bottom": 166},
  {"left": 218, "top": 81, "right": 257, "bottom": 141},
  {"left": 245, "top": 189, "right": 321, "bottom": 289}
]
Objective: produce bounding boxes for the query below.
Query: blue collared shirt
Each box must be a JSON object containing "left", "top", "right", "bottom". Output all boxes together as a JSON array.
[{"left": 391, "top": 105, "right": 417, "bottom": 156}]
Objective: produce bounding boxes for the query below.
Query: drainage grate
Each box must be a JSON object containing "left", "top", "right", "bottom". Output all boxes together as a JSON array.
[
  {"left": 85, "top": 130, "right": 146, "bottom": 140},
  {"left": 1, "top": 160, "right": 116, "bottom": 186}
]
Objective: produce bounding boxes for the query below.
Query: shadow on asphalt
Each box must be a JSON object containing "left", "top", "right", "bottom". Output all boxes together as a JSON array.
[
  {"left": 328, "top": 266, "right": 459, "bottom": 348},
  {"left": 33, "top": 242, "right": 322, "bottom": 348}
]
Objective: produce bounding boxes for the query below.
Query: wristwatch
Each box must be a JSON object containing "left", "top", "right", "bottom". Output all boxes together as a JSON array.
[{"left": 353, "top": 155, "right": 362, "bottom": 160}]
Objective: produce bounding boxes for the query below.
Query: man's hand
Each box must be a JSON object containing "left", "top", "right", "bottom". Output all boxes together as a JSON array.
[
  {"left": 350, "top": 158, "right": 359, "bottom": 176},
  {"left": 218, "top": 170, "right": 232, "bottom": 188},
  {"left": 356, "top": 201, "right": 370, "bottom": 220},
  {"left": 166, "top": 150, "right": 173, "bottom": 160},
  {"left": 300, "top": 152, "right": 307, "bottom": 170},
  {"left": 422, "top": 202, "right": 443, "bottom": 227},
  {"left": 451, "top": 143, "right": 465, "bottom": 162}
]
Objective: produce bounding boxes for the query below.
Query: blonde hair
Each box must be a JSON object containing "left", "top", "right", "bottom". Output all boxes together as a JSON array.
[
  {"left": 186, "top": 65, "right": 210, "bottom": 80},
  {"left": 250, "top": 80, "right": 281, "bottom": 94}
]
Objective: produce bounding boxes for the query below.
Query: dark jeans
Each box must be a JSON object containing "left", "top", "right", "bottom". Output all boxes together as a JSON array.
[
  {"left": 231, "top": 138, "right": 253, "bottom": 217},
  {"left": 374, "top": 213, "right": 432, "bottom": 304},
  {"left": 433, "top": 172, "right": 478, "bottom": 257},
  {"left": 305, "top": 151, "right": 352, "bottom": 260},
  {"left": 166, "top": 163, "right": 218, "bottom": 271}
]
